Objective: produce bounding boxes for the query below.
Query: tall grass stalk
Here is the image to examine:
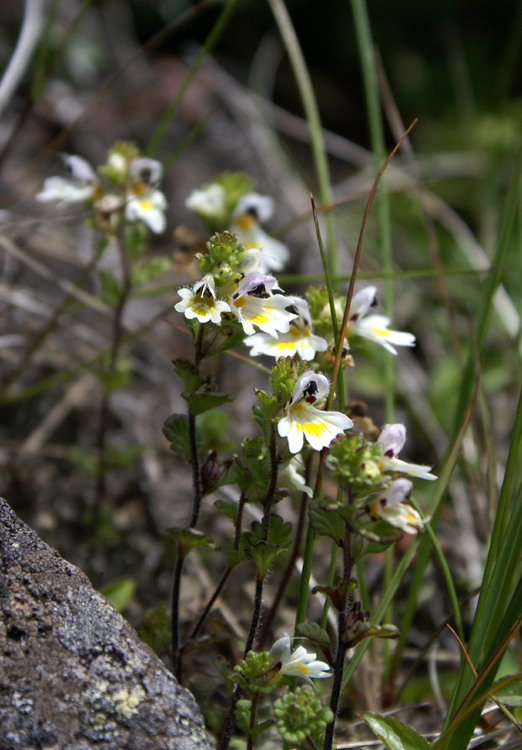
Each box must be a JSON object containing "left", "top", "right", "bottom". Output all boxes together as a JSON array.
[
  {"left": 394, "top": 136, "right": 522, "bottom": 689},
  {"left": 350, "top": 0, "right": 397, "bottom": 672},
  {"left": 267, "top": 0, "right": 338, "bottom": 282}
]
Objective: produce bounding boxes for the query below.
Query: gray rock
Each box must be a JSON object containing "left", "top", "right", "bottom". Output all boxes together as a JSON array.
[{"left": 0, "top": 498, "right": 215, "bottom": 750}]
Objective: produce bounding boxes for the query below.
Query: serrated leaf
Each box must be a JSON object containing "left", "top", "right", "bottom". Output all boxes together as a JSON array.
[
  {"left": 100, "top": 578, "right": 135, "bottom": 612},
  {"left": 246, "top": 541, "right": 288, "bottom": 580},
  {"left": 173, "top": 359, "right": 207, "bottom": 393},
  {"left": 363, "top": 713, "right": 432, "bottom": 750},
  {"left": 213, "top": 655, "right": 235, "bottom": 696},
  {"left": 214, "top": 498, "right": 239, "bottom": 524},
  {"left": 163, "top": 413, "right": 193, "bottom": 460},
  {"left": 309, "top": 500, "right": 344, "bottom": 545},
  {"left": 220, "top": 545, "right": 250, "bottom": 568},
  {"left": 312, "top": 580, "right": 357, "bottom": 612},
  {"left": 355, "top": 519, "right": 403, "bottom": 548},
  {"left": 493, "top": 675, "right": 522, "bottom": 706},
  {"left": 166, "top": 527, "right": 213, "bottom": 557},
  {"left": 173, "top": 359, "right": 235, "bottom": 415},
  {"left": 187, "top": 391, "right": 235, "bottom": 416},
  {"left": 245, "top": 514, "right": 293, "bottom": 548},
  {"left": 295, "top": 622, "right": 333, "bottom": 666}
]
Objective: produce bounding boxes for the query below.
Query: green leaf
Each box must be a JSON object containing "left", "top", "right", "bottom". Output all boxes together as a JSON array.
[
  {"left": 312, "top": 580, "right": 357, "bottom": 612},
  {"left": 214, "top": 498, "right": 239, "bottom": 525},
  {"left": 163, "top": 413, "right": 193, "bottom": 460},
  {"left": 309, "top": 499, "right": 344, "bottom": 545},
  {"left": 166, "top": 527, "right": 213, "bottom": 557},
  {"left": 188, "top": 391, "right": 235, "bottom": 416},
  {"left": 246, "top": 541, "right": 287, "bottom": 580},
  {"left": 173, "top": 359, "right": 235, "bottom": 415},
  {"left": 245, "top": 514, "right": 293, "bottom": 548},
  {"left": 138, "top": 605, "right": 171, "bottom": 652},
  {"left": 99, "top": 269, "right": 122, "bottom": 307},
  {"left": 363, "top": 713, "right": 432, "bottom": 750},
  {"left": 295, "top": 622, "right": 333, "bottom": 666},
  {"left": 219, "top": 544, "right": 250, "bottom": 568},
  {"left": 100, "top": 578, "right": 135, "bottom": 612},
  {"left": 213, "top": 655, "right": 234, "bottom": 696},
  {"left": 173, "top": 359, "right": 207, "bottom": 393},
  {"left": 493, "top": 675, "right": 522, "bottom": 706}
]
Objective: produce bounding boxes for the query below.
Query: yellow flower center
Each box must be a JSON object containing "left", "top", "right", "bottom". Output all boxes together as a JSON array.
[{"left": 234, "top": 215, "right": 255, "bottom": 231}]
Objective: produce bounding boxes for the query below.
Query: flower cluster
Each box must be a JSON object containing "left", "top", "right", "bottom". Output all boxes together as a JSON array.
[
  {"left": 186, "top": 174, "right": 289, "bottom": 273},
  {"left": 308, "top": 284, "right": 416, "bottom": 356},
  {"left": 36, "top": 145, "right": 167, "bottom": 234},
  {"left": 328, "top": 421, "right": 436, "bottom": 536}
]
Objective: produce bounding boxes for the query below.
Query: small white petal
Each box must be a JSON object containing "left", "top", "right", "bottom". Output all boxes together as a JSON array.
[
  {"left": 129, "top": 157, "right": 162, "bottom": 184},
  {"left": 186, "top": 183, "right": 226, "bottom": 217},
  {"left": 62, "top": 154, "right": 97, "bottom": 183},
  {"left": 36, "top": 177, "right": 95, "bottom": 206},
  {"left": 378, "top": 424, "right": 407, "bottom": 458},
  {"left": 350, "top": 286, "right": 377, "bottom": 321},
  {"left": 233, "top": 193, "right": 274, "bottom": 223}
]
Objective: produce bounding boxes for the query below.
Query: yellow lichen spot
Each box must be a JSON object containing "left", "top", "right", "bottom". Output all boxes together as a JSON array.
[{"left": 112, "top": 685, "right": 146, "bottom": 719}]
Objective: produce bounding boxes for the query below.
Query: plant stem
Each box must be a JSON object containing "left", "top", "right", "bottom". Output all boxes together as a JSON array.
[
  {"left": 246, "top": 693, "right": 260, "bottom": 750},
  {"left": 323, "top": 520, "right": 353, "bottom": 750},
  {"left": 182, "top": 493, "right": 246, "bottom": 649},
  {"left": 219, "top": 426, "right": 279, "bottom": 750},
  {"left": 171, "top": 323, "right": 205, "bottom": 680},
  {"left": 258, "top": 478, "right": 310, "bottom": 649},
  {"left": 94, "top": 235, "right": 132, "bottom": 507}
]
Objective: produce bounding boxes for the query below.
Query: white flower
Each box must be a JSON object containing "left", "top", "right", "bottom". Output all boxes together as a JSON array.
[
  {"left": 36, "top": 154, "right": 98, "bottom": 206},
  {"left": 125, "top": 188, "right": 167, "bottom": 233},
  {"left": 245, "top": 297, "right": 327, "bottom": 361},
  {"left": 378, "top": 424, "right": 437, "bottom": 480},
  {"left": 129, "top": 157, "right": 163, "bottom": 185},
  {"left": 174, "top": 275, "right": 230, "bottom": 324},
  {"left": 125, "top": 157, "right": 167, "bottom": 233},
  {"left": 368, "top": 478, "right": 426, "bottom": 534},
  {"left": 231, "top": 193, "right": 289, "bottom": 273},
  {"left": 279, "top": 457, "right": 313, "bottom": 497},
  {"left": 345, "top": 286, "right": 415, "bottom": 355},
  {"left": 277, "top": 371, "right": 353, "bottom": 454},
  {"left": 269, "top": 634, "right": 331, "bottom": 686},
  {"left": 228, "top": 272, "right": 297, "bottom": 336},
  {"left": 185, "top": 183, "right": 227, "bottom": 219}
]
